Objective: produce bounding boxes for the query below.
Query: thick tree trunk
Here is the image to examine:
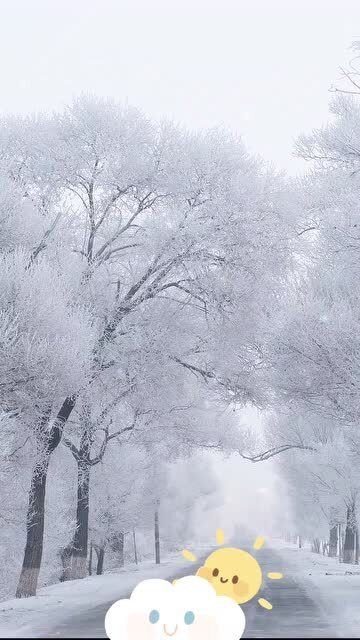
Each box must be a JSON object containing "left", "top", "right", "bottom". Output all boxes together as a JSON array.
[
  {"left": 329, "top": 525, "right": 338, "bottom": 557},
  {"left": 16, "top": 397, "right": 76, "bottom": 598},
  {"left": 155, "top": 509, "right": 160, "bottom": 564},
  {"left": 343, "top": 505, "right": 356, "bottom": 564},
  {"left": 63, "top": 462, "right": 90, "bottom": 581},
  {"left": 16, "top": 455, "right": 50, "bottom": 597}
]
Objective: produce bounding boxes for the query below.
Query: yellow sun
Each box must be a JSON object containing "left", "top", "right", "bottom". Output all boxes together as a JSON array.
[{"left": 182, "top": 530, "right": 283, "bottom": 610}]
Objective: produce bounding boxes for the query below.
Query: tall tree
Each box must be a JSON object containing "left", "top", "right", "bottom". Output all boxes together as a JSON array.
[{"left": 0, "top": 97, "right": 289, "bottom": 595}]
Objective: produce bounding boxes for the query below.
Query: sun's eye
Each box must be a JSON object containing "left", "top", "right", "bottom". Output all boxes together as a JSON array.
[
  {"left": 232, "top": 575, "right": 239, "bottom": 584},
  {"left": 149, "top": 609, "right": 160, "bottom": 624},
  {"left": 212, "top": 568, "right": 219, "bottom": 577},
  {"left": 184, "top": 611, "right": 195, "bottom": 625}
]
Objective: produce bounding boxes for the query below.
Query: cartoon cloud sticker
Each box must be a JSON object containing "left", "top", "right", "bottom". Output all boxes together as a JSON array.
[{"left": 105, "top": 575, "right": 245, "bottom": 640}]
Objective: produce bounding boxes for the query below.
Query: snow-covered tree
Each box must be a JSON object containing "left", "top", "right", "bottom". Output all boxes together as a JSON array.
[{"left": 0, "top": 96, "right": 290, "bottom": 597}]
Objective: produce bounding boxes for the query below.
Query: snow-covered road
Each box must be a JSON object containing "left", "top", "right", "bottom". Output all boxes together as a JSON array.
[
  {"left": 46, "top": 545, "right": 336, "bottom": 639},
  {"left": 243, "top": 545, "right": 338, "bottom": 638},
  {"left": 0, "top": 551, "right": 212, "bottom": 638},
  {"left": 2, "top": 540, "right": 359, "bottom": 638},
  {"left": 45, "top": 559, "right": 207, "bottom": 638}
]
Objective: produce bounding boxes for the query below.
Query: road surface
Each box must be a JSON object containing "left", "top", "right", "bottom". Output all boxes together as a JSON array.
[
  {"left": 242, "top": 546, "right": 336, "bottom": 638},
  {"left": 45, "top": 544, "right": 338, "bottom": 638}
]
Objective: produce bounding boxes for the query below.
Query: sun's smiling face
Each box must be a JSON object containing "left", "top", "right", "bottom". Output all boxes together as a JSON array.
[
  {"left": 183, "top": 531, "right": 283, "bottom": 610},
  {"left": 196, "top": 547, "right": 262, "bottom": 604}
]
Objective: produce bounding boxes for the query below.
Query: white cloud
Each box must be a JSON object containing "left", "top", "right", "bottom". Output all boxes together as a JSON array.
[{"left": 105, "top": 575, "right": 245, "bottom": 640}]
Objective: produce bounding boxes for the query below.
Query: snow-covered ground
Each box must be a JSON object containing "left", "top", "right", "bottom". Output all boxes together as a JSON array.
[
  {"left": 272, "top": 538, "right": 360, "bottom": 638},
  {"left": 2, "top": 540, "right": 360, "bottom": 638},
  {"left": 0, "top": 551, "right": 208, "bottom": 639}
]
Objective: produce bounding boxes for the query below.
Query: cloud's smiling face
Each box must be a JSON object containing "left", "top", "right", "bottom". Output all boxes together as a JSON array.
[
  {"left": 105, "top": 576, "right": 245, "bottom": 640},
  {"left": 196, "top": 548, "right": 262, "bottom": 604}
]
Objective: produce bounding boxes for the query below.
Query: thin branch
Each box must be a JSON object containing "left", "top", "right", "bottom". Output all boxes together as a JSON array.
[
  {"left": 339, "top": 66, "right": 360, "bottom": 92},
  {"left": 93, "top": 385, "right": 135, "bottom": 430},
  {"left": 106, "top": 408, "right": 140, "bottom": 443},
  {"left": 89, "top": 409, "right": 140, "bottom": 465},
  {"left": 159, "top": 281, "right": 207, "bottom": 308},
  {"left": 105, "top": 424, "right": 135, "bottom": 442},
  {"left": 5, "top": 436, "right": 30, "bottom": 459},
  {"left": 28, "top": 212, "right": 62, "bottom": 266},
  {"left": 171, "top": 356, "right": 215, "bottom": 381},
  {"left": 93, "top": 187, "right": 129, "bottom": 232},
  {"left": 297, "top": 226, "right": 318, "bottom": 237},
  {"left": 239, "top": 443, "right": 317, "bottom": 463},
  {"left": 95, "top": 243, "right": 139, "bottom": 264},
  {"left": 94, "top": 193, "right": 154, "bottom": 261},
  {"left": 63, "top": 437, "right": 81, "bottom": 461}
]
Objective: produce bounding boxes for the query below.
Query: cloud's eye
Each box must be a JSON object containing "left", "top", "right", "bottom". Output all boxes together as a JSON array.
[
  {"left": 212, "top": 568, "right": 219, "bottom": 577},
  {"left": 149, "top": 609, "right": 160, "bottom": 624},
  {"left": 184, "top": 611, "right": 195, "bottom": 625},
  {"left": 232, "top": 575, "right": 239, "bottom": 584}
]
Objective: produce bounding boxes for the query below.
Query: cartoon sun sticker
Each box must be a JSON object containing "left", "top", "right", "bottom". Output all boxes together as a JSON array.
[{"left": 182, "top": 530, "right": 283, "bottom": 610}]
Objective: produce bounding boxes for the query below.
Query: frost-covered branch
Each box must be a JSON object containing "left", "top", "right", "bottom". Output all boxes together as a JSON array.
[{"left": 239, "top": 443, "right": 317, "bottom": 463}]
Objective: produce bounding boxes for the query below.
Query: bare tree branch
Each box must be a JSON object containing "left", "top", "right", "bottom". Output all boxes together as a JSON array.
[
  {"left": 63, "top": 437, "right": 81, "bottom": 461},
  {"left": 239, "top": 443, "right": 317, "bottom": 463},
  {"left": 5, "top": 436, "right": 30, "bottom": 459},
  {"left": 171, "top": 356, "right": 215, "bottom": 382},
  {"left": 28, "top": 212, "right": 62, "bottom": 266},
  {"left": 89, "top": 409, "right": 140, "bottom": 466}
]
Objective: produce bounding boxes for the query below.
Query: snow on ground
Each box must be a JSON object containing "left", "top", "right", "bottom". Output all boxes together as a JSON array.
[
  {"left": 3, "top": 540, "right": 359, "bottom": 639},
  {"left": 0, "top": 549, "right": 210, "bottom": 639},
  {"left": 272, "top": 538, "right": 360, "bottom": 638}
]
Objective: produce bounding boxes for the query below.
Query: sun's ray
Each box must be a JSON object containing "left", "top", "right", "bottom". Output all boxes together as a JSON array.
[
  {"left": 253, "top": 536, "right": 265, "bottom": 550},
  {"left": 182, "top": 549, "right": 197, "bottom": 562},
  {"left": 216, "top": 528, "right": 225, "bottom": 545},
  {"left": 258, "top": 598, "right": 273, "bottom": 610},
  {"left": 267, "top": 572, "right": 283, "bottom": 580}
]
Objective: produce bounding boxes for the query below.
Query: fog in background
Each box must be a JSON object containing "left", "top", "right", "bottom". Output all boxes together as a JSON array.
[
  {"left": 1, "top": 0, "right": 359, "bottom": 173},
  {"left": 207, "top": 407, "right": 288, "bottom": 544}
]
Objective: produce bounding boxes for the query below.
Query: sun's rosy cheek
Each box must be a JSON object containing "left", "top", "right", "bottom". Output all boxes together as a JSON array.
[
  {"left": 233, "top": 580, "right": 249, "bottom": 597},
  {"left": 196, "top": 566, "right": 213, "bottom": 581}
]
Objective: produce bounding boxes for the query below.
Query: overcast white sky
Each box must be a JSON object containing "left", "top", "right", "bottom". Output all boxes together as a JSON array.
[{"left": 2, "top": 0, "right": 359, "bottom": 173}]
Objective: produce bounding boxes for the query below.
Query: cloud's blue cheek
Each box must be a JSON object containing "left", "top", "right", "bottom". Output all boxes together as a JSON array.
[
  {"left": 149, "top": 609, "right": 160, "bottom": 624},
  {"left": 184, "top": 611, "right": 195, "bottom": 625}
]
